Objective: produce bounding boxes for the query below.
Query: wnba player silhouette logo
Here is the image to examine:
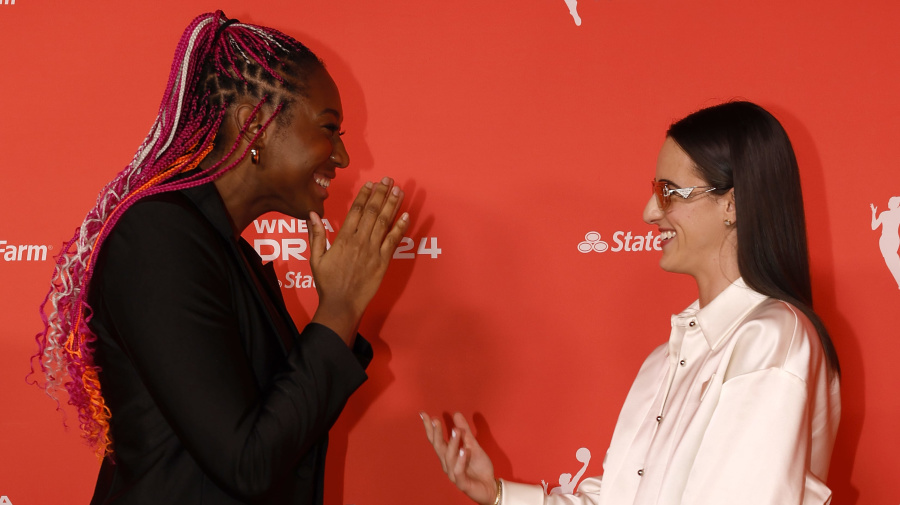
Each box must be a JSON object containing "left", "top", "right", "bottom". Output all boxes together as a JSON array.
[
  {"left": 542, "top": 447, "right": 592, "bottom": 495},
  {"left": 564, "top": 0, "right": 582, "bottom": 25},
  {"left": 871, "top": 197, "right": 900, "bottom": 289}
]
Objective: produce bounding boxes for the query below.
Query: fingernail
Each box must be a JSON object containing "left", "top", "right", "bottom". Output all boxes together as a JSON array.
[
  {"left": 418, "top": 412, "right": 425, "bottom": 420},
  {"left": 400, "top": 212, "right": 409, "bottom": 222},
  {"left": 382, "top": 176, "right": 391, "bottom": 185},
  {"left": 459, "top": 448, "right": 465, "bottom": 457},
  {"left": 432, "top": 420, "right": 437, "bottom": 428},
  {"left": 451, "top": 429, "right": 457, "bottom": 438},
  {"left": 392, "top": 186, "right": 400, "bottom": 196},
  {"left": 365, "top": 181, "right": 373, "bottom": 189}
]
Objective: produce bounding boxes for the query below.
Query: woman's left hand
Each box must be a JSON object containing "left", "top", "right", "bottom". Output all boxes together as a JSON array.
[{"left": 420, "top": 412, "right": 499, "bottom": 505}]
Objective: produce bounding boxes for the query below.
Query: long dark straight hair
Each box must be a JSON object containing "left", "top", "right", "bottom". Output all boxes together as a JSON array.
[{"left": 667, "top": 101, "right": 840, "bottom": 378}]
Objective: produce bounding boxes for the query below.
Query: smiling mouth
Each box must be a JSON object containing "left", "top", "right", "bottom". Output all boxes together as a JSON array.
[
  {"left": 314, "top": 175, "right": 331, "bottom": 188},
  {"left": 660, "top": 230, "right": 677, "bottom": 240}
]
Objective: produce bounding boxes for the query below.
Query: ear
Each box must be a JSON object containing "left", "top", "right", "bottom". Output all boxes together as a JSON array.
[
  {"left": 723, "top": 188, "right": 736, "bottom": 224},
  {"left": 232, "top": 101, "right": 275, "bottom": 149}
]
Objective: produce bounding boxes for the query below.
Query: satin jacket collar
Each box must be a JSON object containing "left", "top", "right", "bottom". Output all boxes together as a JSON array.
[{"left": 669, "top": 278, "right": 769, "bottom": 353}]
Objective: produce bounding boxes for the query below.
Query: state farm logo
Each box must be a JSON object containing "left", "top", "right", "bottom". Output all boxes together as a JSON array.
[
  {"left": 577, "top": 231, "right": 608, "bottom": 253},
  {"left": 0, "top": 240, "right": 51, "bottom": 261},
  {"left": 577, "top": 230, "right": 661, "bottom": 254}
]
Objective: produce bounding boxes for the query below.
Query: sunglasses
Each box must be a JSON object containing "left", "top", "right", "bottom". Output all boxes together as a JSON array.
[{"left": 651, "top": 180, "right": 719, "bottom": 211}]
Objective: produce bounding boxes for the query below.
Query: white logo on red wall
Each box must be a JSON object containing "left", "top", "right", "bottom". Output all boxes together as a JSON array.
[
  {"left": 248, "top": 217, "right": 442, "bottom": 289},
  {"left": 0, "top": 240, "right": 51, "bottom": 261},
  {"left": 871, "top": 197, "right": 900, "bottom": 289},
  {"left": 578, "top": 230, "right": 661, "bottom": 254},
  {"left": 542, "top": 447, "right": 592, "bottom": 495},
  {"left": 564, "top": 0, "right": 582, "bottom": 26},
  {"left": 0, "top": 495, "right": 14, "bottom": 505}
]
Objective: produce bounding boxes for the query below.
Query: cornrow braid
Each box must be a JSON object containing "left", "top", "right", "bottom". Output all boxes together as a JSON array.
[{"left": 30, "top": 11, "right": 322, "bottom": 458}]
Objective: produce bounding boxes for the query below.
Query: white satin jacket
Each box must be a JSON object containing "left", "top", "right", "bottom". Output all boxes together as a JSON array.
[{"left": 503, "top": 278, "right": 840, "bottom": 505}]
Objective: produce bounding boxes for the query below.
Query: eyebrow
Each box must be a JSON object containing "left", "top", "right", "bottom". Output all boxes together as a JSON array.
[
  {"left": 318, "top": 108, "right": 342, "bottom": 120},
  {"left": 657, "top": 178, "right": 682, "bottom": 189}
]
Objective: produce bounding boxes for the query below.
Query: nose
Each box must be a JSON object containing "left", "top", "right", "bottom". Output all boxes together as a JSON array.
[
  {"left": 330, "top": 137, "right": 350, "bottom": 169},
  {"left": 643, "top": 194, "right": 663, "bottom": 224}
]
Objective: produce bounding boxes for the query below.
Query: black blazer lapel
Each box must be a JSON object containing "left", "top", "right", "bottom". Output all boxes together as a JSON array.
[{"left": 180, "top": 184, "right": 296, "bottom": 356}]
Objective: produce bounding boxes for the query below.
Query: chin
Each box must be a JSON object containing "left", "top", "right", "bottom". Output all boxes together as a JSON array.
[
  {"left": 658, "top": 254, "right": 675, "bottom": 273},
  {"left": 659, "top": 264, "right": 681, "bottom": 275},
  {"left": 658, "top": 256, "right": 687, "bottom": 275},
  {"left": 291, "top": 203, "right": 324, "bottom": 220}
]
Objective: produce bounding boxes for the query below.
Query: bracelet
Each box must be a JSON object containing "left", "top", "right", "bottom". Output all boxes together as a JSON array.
[{"left": 492, "top": 478, "right": 503, "bottom": 505}]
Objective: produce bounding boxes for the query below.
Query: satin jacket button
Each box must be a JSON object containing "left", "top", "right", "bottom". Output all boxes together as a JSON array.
[
  {"left": 656, "top": 416, "right": 663, "bottom": 422},
  {"left": 679, "top": 359, "right": 686, "bottom": 366},
  {"left": 689, "top": 320, "right": 696, "bottom": 327},
  {"left": 637, "top": 469, "right": 644, "bottom": 476}
]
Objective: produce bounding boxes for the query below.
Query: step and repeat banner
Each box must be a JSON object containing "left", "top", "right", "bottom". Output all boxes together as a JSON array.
[{"left": 1, "top": 1, "right": 897, "bottom": 504}]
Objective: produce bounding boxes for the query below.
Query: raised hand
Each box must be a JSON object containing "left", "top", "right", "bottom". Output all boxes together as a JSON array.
[
  {"left": 421, "top": 412, "right": 499, "bottom": 505},
  {"left": 308, "top": 177, "right": 409, "bottom": 344}
]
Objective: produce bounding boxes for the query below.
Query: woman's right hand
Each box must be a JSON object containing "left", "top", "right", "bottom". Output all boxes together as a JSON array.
[
  {"left": 421, "top": 412, "right": 499, "bottom": 505},
  {"left": 308, "top": 177, "right": 409, "bottom": 344}
]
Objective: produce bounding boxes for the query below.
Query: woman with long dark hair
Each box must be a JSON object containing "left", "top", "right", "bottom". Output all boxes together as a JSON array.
[
  {"left": 32, "top": 11, "right": 409, "bottom": 504},
  {"left": 422, "top": 101, "right": 840, "bottom": 504}
]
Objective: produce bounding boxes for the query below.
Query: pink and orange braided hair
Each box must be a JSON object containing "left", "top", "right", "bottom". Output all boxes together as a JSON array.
[{"left": 30, "top": 11, "right": 322, "bottom": 458}]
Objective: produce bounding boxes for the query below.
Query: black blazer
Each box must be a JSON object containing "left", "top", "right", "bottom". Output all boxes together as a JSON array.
[{"left": 88, "top": 183, "right": 372, "bottom": 504}]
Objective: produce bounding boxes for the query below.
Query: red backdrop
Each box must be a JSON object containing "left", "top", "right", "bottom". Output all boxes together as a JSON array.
[{"left": 1, "top": 1, "right": 897, "bottom": 503}]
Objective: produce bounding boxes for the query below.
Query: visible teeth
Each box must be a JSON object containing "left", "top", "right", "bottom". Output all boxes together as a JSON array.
[
  {"left": 660, "top": 230, "right": 677, "bottom": 240},
  {"left": 315, "top": 176, "right": 330, "bottom": 188}
]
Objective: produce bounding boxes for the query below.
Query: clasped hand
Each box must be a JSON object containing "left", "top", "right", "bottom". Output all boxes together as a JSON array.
[
  {"left": 421, "top": 412, "right": 499, "bottom": 505},
  {"left": 308, "top": 177, "right": 409, "bottom": 344}
]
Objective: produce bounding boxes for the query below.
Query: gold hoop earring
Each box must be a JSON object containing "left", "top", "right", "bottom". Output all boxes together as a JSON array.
[{"left": 250, "top": 148, "right": 260, "bottom": 164}]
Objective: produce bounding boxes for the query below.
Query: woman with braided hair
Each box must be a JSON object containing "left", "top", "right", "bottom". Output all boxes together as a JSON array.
[{"left": 31, "top": 11, "right": 408, "bottom": 504}]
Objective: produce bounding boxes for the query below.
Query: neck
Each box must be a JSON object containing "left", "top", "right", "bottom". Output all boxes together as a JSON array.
[
  {"left": 694, "top": 230, "right": 740, "bottom": 307},
  {"left": 197, "top": 150, "right": 261, "bottom": 239},
  {"left": 694, "top": 252, "right": 741, "bottom": 307},
  {"left": 695, "top": 272, "right": 739, "bottom": 307},
  {"left": 213, "top": 169, "right": 264, "bottom": 239}
]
